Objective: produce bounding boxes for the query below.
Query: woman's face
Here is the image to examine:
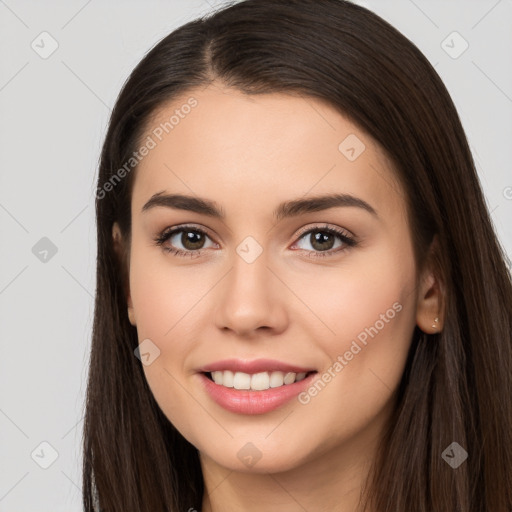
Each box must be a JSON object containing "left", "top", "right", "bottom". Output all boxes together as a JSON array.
[{"left": 119, "top": 84, "right": 429, "bottom": 475}]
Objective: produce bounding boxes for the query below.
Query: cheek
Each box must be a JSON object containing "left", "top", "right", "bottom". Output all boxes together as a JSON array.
[
  {"left": 292, "top": 241, "right": 416, "bottom": 351},
  {"left": 293, "top": 245, "right": 417, "bottom": 432},
  {"left": 127, "top": 245, "right": 216, "bottom": 427},
  {"left": 129, "top": 245, "right": 210, "bottom": 340}
]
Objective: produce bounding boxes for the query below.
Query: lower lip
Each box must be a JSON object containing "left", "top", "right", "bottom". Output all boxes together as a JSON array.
[{"left": 199, "top": 373, "right": 315, "bottom": 415}]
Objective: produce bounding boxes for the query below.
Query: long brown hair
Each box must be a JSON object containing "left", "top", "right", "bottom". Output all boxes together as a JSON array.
[{"left": 83, "top": 1, "right": 512, "bottom": 510}]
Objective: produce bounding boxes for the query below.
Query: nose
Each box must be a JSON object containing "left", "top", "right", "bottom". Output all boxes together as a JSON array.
[{"left": 214, "top": 249, "right": 289, "bottom": 338}]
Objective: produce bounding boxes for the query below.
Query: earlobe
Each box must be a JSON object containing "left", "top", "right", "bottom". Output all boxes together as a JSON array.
[
  {"left": 415, "top": 236, "right": 444, "bottom": 333},
  {"left": 416, "top": 270, "right": 443, "bottom": 334},
  {"left": 112, "top": 222, "right": 123, "bottom": 256},
  {"left": 112, "top": 222, "right": 136, "bottom": 326},
  {"left": 127, "top": 299, "right": 137, "bottom": 326}
]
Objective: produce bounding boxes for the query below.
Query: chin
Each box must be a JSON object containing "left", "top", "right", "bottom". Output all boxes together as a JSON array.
[{"left": 197, "top": 435, "right": 315, "bottom": 475}]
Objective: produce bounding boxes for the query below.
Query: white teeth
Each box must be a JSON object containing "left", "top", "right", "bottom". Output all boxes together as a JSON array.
[
  {"left": 269, "top": 371, "right": 284, "bottom": 388},
  {"left": 251, "top": 372, "right": 270, "bottom": 390},
  {"left": 222, "top": 370, "right": 234, "bottom": 388},
  {"left": 210, "top": 370, "right": 309, "bottom": 390},
  {"left": 212, "top": 371, "right": 223, "bottom": 385},
  {"left": 233, "top": 372, "right": 251, "bottom": 390},
  {"left": 283, "top": 372, "right": 296, "bottom": 385}
]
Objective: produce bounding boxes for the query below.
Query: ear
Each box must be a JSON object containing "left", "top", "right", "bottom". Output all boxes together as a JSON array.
[
  {"left": 415, "top": 237, "right": 444, "bottom": 334},
  {"left": 112, "top": 222, "right": 136, "bottom": 326}
]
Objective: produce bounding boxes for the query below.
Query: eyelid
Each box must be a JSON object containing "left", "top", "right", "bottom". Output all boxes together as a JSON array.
[
  {"left": 293, "top": 223, "right": 355, "bottom": 240},
  {"left": 158, "top": 222, "right": 355, "bottom": 241},
  {"left": 154, "top": 222, "right": 357, "bottom": 258},
  {"left": 157, "top": 223, "right": 216, "bottom": 241}
]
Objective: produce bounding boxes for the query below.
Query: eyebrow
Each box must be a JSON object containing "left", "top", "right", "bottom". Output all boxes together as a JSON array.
[{"left": 141, "top": 191, "right": 378, "bottom": 220}]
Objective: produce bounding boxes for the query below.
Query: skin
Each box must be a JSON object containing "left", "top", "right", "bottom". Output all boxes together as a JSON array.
[{"left": 113, "top": 83, "right": 443, "bottom": 512}]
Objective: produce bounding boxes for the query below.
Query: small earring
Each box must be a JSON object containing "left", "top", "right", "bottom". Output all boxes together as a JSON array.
[{"left": 432, "top": 317, "right": 439, "bottom": 329}]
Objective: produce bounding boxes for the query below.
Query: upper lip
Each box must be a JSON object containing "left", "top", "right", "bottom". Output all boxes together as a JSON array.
[{"left": 199, "top": 358, "right": 316, "bottom": 374}]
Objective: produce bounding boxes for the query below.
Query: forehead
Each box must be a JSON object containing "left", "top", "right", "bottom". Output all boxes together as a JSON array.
[{"left": 131, "top": 84, "right": 405, "bottom": 223}]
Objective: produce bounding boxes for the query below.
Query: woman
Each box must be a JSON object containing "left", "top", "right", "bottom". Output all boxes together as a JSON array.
[{"left": 83, "top": 1, "right": 512, "bottom": 511}]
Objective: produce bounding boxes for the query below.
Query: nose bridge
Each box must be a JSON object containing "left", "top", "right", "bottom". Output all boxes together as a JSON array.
[
  {"left": 231, "top": 243, "right": 269, "bottom": 295},
  {"left": 214, "top": 239, "right": 287, "bottom": 335}
]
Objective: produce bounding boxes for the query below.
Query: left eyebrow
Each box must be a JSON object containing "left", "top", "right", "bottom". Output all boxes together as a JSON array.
[
  {"left": 274, "top": 193, "right": 378, "bottom": 221},
  {"left": 141, "top": 191, "right": 378, "bottom": 220}
]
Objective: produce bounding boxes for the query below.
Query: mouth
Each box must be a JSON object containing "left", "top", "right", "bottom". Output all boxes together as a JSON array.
[
  {"left": 197, "top": 359, "right": 318, "bottom": 415},
  {"left": 204, "top": 370, "right": 314, "bottom": 391}
]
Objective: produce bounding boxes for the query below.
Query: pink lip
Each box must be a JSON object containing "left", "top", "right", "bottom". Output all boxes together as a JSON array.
[
  {"left": 199, "top": 358, "right": 315, "bottom": 374},
  {"left": 197, "top": 359, "right": 317, "bottom": 415}
]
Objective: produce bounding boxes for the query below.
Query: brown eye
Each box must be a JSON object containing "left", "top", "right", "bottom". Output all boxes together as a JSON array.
[
  {"left": 308, "top": 231, "right": 336, "bottom": 251},
  {"left": 178, "top": 230, "right": 206, "bottom": 250},
  {"left": 154, "top": 225, "right": 217, "bottom": 256},
  {"left": 292, "top": 225, "right": 357, "bottom": 258}
]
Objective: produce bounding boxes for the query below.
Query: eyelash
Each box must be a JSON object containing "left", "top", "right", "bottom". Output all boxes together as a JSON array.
[{"left": 153, "top": 224, "right": 358, "bottom": 259}]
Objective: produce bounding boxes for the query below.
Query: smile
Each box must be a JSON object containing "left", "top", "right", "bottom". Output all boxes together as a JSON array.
[
  {"left": 198, "top": 359, "right": 317, "bottom": 414},
  {"left": 207, "top": 370, "right": 309, "bottom": 390}
]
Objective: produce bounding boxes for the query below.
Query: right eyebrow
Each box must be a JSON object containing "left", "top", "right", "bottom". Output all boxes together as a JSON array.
[{"left": 142, "top": 192, "right": 225, "bottom": 218}]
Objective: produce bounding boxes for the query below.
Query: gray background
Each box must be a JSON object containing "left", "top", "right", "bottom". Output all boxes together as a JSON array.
[{"left": 0, "top": 0, "right": 511, "bottom": 510}]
